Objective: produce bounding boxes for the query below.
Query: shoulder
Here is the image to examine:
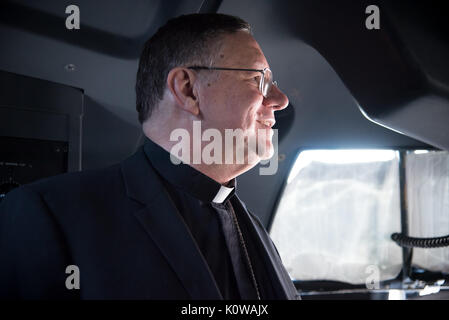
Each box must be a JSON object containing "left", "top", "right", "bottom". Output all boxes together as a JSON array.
[
  {"left": 25, "top": 163, "right": 122, "bottom": 196},
  {"left": 0, "top": 162, "right": 127, "bottom": 232},
  {"left": 0, "top": 162, "right": 120, "bottom": 217},
  {"left": 0, "top": 183, "right": 79, "bottom": 299}
]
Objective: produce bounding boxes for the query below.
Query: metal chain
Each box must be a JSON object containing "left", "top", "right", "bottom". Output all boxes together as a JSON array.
[{"left": 228, "top": 202, "right": 261, "bottom": 300}]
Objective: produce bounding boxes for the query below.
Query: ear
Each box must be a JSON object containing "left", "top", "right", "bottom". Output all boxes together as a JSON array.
[{"left": 166, "top": 67, "right": 200, "bottom": 116}]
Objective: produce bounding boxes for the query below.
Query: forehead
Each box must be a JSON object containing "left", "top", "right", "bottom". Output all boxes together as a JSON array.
[{"left": 217, "top": 31, "right": 269, "bottom": 69}]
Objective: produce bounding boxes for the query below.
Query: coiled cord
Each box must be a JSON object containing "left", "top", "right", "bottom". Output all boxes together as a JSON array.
[{"left": 391, "top": 233, "right": 449, "bottom": 248}]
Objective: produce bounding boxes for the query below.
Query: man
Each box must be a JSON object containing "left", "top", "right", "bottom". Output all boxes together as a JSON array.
[{"left": 0, "top": 13, "right": 299, "bottom": 300}]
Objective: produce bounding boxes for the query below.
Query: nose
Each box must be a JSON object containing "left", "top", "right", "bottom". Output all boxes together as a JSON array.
[{"left": 263, "top": 84, "right": 289, "bottom": 111}]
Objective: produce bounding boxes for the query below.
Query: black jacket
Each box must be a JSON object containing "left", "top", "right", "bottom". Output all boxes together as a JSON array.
[{"left": 0, "top": 146, "right": 299, "bottom": 299}]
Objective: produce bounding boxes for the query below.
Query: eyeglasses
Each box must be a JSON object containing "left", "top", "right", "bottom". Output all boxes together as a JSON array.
[{"left": 187, "top": 66, "right": 278, "bottom": 98}]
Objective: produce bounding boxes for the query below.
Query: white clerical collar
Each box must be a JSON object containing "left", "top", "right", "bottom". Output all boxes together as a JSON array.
[{"left": 212, "top": 184, "right": 234, "bottom": 204}]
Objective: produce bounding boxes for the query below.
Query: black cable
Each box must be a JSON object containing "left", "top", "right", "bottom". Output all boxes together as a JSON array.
[{"left": 391, "top": 233, "right": 449, "bottom": 248}]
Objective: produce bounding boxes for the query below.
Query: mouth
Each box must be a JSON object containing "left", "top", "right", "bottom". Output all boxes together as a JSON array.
[{"left": 256, "top": 119, "right": 276, "bottom": 129}]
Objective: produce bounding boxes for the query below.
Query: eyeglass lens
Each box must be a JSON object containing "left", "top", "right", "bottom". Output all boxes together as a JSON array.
[{"left": 262, "top": 69, "right": 273, "bottom": 97}]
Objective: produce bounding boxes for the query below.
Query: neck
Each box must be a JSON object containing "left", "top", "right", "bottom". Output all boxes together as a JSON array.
[
  {"left": 143, "top": 127, "right": 255, "bottom": 185},
  {"left": 189, "top": 162, "right": 251, "bottom": 185}
]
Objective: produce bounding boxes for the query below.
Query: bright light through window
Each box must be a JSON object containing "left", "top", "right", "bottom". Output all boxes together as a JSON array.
[
  {"left": 288, "top": 150, "right": 397, "bottom": 184},
  {"left": 271, "top": 149, "right": 449, "bottom": 290},
  {"left": 271, "top": 149, "right": 403, "bottom": 284},
  {"left": 413, "top": 150, "right": 429, "bottom": 155}
]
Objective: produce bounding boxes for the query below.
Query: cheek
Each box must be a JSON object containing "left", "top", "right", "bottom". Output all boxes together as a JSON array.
[
  {"left": 203, "top": 80, "right": 262, "bottom": 130},
  {"left": 244, "top": 109, "right": 258, "bottom": 131},
  {"left": 228, "top": 91, "right": 262, "bottom": 129},
  {"left": 242, "top": 99, "right": 263, "bottom": 132},
  {"left": 200, "top": 90, "right": 229, "bottom": 127}
]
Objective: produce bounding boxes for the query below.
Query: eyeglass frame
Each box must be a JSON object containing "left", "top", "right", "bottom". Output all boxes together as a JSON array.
[{"left": 187, "top": 66, "right": 278, "bottom": 98}]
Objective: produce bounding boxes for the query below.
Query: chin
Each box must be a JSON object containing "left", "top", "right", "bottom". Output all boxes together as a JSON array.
[
  {"left": 252, "top": 136, "right": 274, "bottom": 161},
  {"left": 259, "top": 141, "right": 274, "bottom": 160},
  {"left": 253, "top": 127, "right": 275, "bottom": 158},
  {"left": 245, "top": 132, "right": 275, "bottom": 163}
]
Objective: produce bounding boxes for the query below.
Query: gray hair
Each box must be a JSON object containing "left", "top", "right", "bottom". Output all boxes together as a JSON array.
[{"left": 135, "top": 13, "right": 251, "bottom": 123}]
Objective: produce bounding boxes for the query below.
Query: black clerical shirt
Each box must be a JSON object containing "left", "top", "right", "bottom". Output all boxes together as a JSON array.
[{"left": 143, "top": 138, "right": 278, "bottom": 300}]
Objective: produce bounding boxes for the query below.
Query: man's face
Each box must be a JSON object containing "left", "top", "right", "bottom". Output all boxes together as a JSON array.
[{"left": 197, "top": 31, "right": 289, "bottom": 163}]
